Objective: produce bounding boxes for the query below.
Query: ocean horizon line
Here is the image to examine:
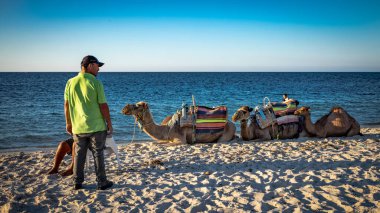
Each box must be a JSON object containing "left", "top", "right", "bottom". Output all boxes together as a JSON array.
[{"left": 1, "top": 70, "right": 380, "bottom": 73}]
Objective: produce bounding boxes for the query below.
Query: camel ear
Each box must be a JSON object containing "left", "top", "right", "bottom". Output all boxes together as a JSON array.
[
  {"left": 248, "top": 107, "right": 253, "bottom": 112},
  {"left": 306, "top": 106, "right": 310, "bottom": 111},
  {"left": 136, "top": 102, "right": 148, "bottom": 109}
]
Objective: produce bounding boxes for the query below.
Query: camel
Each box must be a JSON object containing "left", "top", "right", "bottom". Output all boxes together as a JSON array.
[
  {"left": 232, "top": 106, "right": 307, "bottom": 141},
  {"left": 121, "top": 102, "right": 236, "bottom": 144},
  {"left": 294, "top": 106, "right": 362, "bottom": 138}
]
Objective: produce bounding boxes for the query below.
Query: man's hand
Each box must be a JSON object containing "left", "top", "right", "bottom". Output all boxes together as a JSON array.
[
  {"left": 107, "top": 123, "right": 113, "bottom": 135},
  {"left": 99, "top": 103, "right": 113, "bottom": 135},
  {"left": 66, "top": 124, "right": 72, "bottom": 135},
  {"left": 64, "top": 100, "right": 72, "bottom": 135}
]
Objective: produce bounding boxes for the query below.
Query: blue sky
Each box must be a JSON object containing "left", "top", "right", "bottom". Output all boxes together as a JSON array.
[{"left": 0, "top": 0, "right": 379, "bottom": 71}]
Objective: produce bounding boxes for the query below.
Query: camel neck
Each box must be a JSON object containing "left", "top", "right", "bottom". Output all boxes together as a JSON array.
[
  {"left": 303, "top": 115, "right": 317, "bottom": 135},
  {"left": 240, "top": 120, "right": 254, "bottom": 140},
  {"left": 139, "top": 114, "right": 171, "bottom": 141}
]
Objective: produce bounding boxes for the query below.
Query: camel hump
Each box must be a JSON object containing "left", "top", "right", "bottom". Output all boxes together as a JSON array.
[
  {"left": 318, "top": 106, "right": 355, "bottom": 127},
  {"left": 330, "top": 106, "right": 345, "bottom": 114},
  {"left": 330, "top": 106, "right": 357, "bottom": 122},
  {"left": 161, "top": 115, "right": 172, "bottom": 125},
  {"left": 316, "top": 114, "right": 330, "bottom": 126}
]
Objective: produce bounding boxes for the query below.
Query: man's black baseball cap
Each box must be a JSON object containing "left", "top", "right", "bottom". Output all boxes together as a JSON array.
[{"left": 81, "top": 55, "right": 104, "bottom": 67}]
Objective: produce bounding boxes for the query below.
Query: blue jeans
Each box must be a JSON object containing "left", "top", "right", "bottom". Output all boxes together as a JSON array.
[{"left": 73, "top": 131, "right": 108, "bottom": 186}]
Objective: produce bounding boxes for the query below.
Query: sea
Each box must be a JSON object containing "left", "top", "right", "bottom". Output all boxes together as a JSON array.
[{"left": 0, "top": 72, "right": 379, "bottom": 151}]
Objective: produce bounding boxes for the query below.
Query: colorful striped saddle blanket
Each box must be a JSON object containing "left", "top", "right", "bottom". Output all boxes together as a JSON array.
[
  {"left": 196, "top": 106, "right": 228, "bottom": 134},
  {"left": 271, "top": 101, "right": 298, "bottom": 117}
]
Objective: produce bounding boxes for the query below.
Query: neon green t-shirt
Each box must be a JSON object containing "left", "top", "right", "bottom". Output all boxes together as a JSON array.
[{"left": 64, "top": 72, "right": 107, "bottom": 134}]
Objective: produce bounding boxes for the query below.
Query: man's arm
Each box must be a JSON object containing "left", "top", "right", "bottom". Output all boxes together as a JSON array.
[
  {"left": 99, "top": 103, "right": 113, "bottom": 135},
  {"left": 64, "top": 100, "right": 72, "bottom": 135}
]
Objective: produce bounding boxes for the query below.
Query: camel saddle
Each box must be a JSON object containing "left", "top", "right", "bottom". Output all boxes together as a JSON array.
[
  {"left": 179, "top": 106, "right": 228, "bottom": 134},
  {"left": 253, "top": 100, "right": 276, "bottom": 129},
  {"left": 195, "top": 106, "right": 228, "bottom": 134},
  {"left": 167, "top": 112, "right": 180, "bottom": 127},
  {"left": 277, "top": 115, "right": 299, "bottom": 125},
  {"left": 255, "top": 105, "right": 299, "bottom": 129},
  {"left": 271, "top": 101, "right": 298, "bottom": 117}
]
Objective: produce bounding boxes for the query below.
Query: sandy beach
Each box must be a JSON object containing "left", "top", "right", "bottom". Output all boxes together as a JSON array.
[{"left": 0, "top": 128, "right": 379, "bottom": 212}]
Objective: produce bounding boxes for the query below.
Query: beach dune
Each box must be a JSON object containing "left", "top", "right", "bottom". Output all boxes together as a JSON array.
[{"left": 1, "top": 128, "right": 379, "bottom": 212}]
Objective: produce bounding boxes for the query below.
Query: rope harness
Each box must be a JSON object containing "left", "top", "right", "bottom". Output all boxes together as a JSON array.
[
  {"left": 130, "top": 119, "right": 137, "bottom": 143},
  {"left": 129, "top": 108, "right": 146, "bottom": 143},
  {"left": 191, "top": 95, "right": 196, "bottom": 144}
]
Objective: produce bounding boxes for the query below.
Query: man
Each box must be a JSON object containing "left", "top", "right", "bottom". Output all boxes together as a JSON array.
[
  {"left": 282, "top": 93, "right": 300, "bottom": 106},
  {"left": 282, "top": 93, "right": 291, "bottom": 103},
  {"left": 47, "top": 137, "right": 75, "bottom": 176},
  {"left": 64, "top": 55, "right": 113, "bottom": 190}
]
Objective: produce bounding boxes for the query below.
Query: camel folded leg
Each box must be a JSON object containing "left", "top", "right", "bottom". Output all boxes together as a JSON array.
[
  {"left": 154, "top": 137, "right": 185, "bottom": 146},
  {"left": 216, "top": 123, "right": 236, "bottom": 143}
]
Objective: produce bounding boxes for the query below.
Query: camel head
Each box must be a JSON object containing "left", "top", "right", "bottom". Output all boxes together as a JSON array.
[
  {"left": 294, "top": 106, "right": 311, "bottom": 116},
  {"left": 121, "top": 101, "right": 149, "bottom": 115},
  {"left": 232, "top": 106, "right": 253, "bottom": 122},
  {"left": 121, "top": 101, "right": 152, "bottom": 123}
]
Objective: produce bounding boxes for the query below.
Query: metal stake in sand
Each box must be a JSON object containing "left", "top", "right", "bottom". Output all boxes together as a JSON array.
[{"left": 191, "top": 95, "right": 196, "bottom": 144}]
